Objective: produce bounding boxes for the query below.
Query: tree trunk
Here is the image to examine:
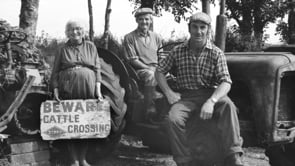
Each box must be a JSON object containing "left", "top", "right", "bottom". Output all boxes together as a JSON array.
[
  {"left": 103, "top": 0, "right": 112, "bottom": 49},
  {"left": 288, "top": 1, "right": 295, "bottom": 44},
  {"left": 202, "top": 0, "right": 211, "bottom": 15},
  {"left": 215, "top": 0, "right": 227, "bottom": 51},
  {"left": 88, "top": 0, "right": 94, "bottom": 41},
  {"left": 19, "top": 0, "right": 39, "bottom": 45}
]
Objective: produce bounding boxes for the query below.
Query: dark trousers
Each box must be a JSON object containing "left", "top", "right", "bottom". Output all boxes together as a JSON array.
[{"left": 165, "top": 89, "right": 243, "bottom": 164}]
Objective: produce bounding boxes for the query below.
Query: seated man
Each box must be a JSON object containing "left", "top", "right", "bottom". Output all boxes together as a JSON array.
[
  {"left": 123, "top": 7, "right": 163, "bottom": 117},
  {"left": 155, "top": 12, "right": 244, "bottom": 166}
]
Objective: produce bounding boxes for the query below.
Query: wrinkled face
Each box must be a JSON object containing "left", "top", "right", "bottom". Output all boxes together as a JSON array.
[
  {"left": 136, "top": 14, "right": 152, "bottom": 31},
  {"left": 66, "top": 22, "right": 84, "bottom": 43},
  {"left": 189, "top": 21, "right": 209, "bottom": 47}
]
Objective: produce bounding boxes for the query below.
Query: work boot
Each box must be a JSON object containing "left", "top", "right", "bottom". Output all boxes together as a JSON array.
[{"left": 224, "top": 153, "right": 244, "bottom": 166}]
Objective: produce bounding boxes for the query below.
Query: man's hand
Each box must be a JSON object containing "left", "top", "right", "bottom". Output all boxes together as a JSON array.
[
  {"left": 148, "top": 66, "right": 156, "bottom": 71},
  {"left": 169, "top": 103, "right": 190, "bottom": 126},
  {"left": 200, "top": 99, "right": 215, "bottom": 120},
  {"left": 165, "top": 90, "right": 181, "bottom": 104}
]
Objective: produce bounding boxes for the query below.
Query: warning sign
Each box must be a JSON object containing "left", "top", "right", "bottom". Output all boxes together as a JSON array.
[{"left": 40, "top": 99, "right": 111, "bottom": 140}]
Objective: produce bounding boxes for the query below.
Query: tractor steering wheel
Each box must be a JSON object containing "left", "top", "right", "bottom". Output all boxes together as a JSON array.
[{"left": 0, "top": 30, "right": 27, "bottom": 45}]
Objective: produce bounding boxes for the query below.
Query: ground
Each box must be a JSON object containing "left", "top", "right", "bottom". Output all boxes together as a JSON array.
[{"left": 94, "top": 135, "right": 270, "bottom": 166}]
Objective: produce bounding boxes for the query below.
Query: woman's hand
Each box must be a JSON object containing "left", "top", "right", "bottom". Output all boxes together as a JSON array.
[
  {"left": 0, "top": 125, "right": 7, "bottom": 132},
  {"left": 96, "top": 82, "right": 103, "bottom": 101},
  {"left": 53, "top": 88, "right": 61, "bottom": 102}
]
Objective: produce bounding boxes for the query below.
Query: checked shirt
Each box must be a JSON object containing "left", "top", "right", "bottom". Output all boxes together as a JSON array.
[{"left": 157, "top": 40, "right": 232, "bottom": 90}]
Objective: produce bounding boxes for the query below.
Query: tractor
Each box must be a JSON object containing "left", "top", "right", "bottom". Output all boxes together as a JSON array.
[{"left": 1, "top": 15, "right": 295, "bottom": 165}]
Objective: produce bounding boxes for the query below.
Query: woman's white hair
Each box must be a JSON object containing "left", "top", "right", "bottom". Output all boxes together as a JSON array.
[{"left": 64, "top": 18, "right": 88, "bottom": 37}]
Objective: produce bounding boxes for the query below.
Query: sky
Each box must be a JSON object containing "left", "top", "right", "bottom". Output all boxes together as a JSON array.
[{"left": 0, "top": 0, "right": 282, "bottom": 43}]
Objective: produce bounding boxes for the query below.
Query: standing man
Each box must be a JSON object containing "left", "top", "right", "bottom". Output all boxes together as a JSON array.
[
  {"left": 123, "top": 7, "right": 163, "bottom": 118},
  {"left": 155, "top": 12, "right": 244, "bottom": 166}
]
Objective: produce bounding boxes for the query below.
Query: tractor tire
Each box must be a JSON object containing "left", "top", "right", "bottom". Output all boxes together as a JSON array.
[
  {"left": 265, "top": 143, "right": 295, "bottom": 166},
  {"left": 86, "top": 57, "right": 127, "bottom": 161},
  {"left": 10, "top": 93, "right": 49, "bottom": 135}
]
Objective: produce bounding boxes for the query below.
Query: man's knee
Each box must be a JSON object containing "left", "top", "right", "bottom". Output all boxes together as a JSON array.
[{"left": 215, "top": 96, "right": 238, "bottom": 115}]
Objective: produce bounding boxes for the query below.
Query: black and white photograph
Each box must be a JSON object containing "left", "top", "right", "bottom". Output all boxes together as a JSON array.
[{"left": 1, "top": 0, "right": 295, "bottom": 165}]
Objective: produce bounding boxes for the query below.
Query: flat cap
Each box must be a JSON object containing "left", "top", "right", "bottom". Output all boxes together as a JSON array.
[
  {"left": 134, "top": 7, "right": 154, "bottom": 17},
  {"left": 189, "top": 12, "right": 211, "bottom": 25}
]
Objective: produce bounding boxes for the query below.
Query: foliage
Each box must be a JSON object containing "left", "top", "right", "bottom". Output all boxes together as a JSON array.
[
  {"left": 275, "top": 0, "right": 295, "bottom": 43},
  {"left": 225, "top": 25, "right": 266, "bottom": 52},
  {"left": 276, "top": 21, "right": 289, "bottom": 43},
  {"left": 128, "top": 0, "right": 215, "bottom": 23},
  {"left": 225, "top": 0, "right": 287, "bottom": 43}
]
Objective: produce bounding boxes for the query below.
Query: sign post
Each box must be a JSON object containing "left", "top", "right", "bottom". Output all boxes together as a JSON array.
[{"left": 40, "top": 99, "right": 111, "bottom": 140}]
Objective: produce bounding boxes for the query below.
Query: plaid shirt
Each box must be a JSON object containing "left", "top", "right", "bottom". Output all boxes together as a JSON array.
[{"left": 157, "top": 40, "right": 232, "bottom": 90}]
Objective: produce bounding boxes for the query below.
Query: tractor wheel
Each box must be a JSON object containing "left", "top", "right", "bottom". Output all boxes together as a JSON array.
[
  {"left": 8, "top": 93, "right": 49, "bottom": 135},
  {"left": 265, "top": 143, "right": 295, "bottom": 166}
]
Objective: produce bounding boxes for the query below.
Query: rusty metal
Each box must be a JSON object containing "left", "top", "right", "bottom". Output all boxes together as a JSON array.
[{"left": 0, "top": 76, "right": 35, "bottom": 125}]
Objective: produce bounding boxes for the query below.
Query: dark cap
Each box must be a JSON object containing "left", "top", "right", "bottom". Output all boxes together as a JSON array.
[
  {"left": 134, "top": 8, "right": 154, "bottom": 17},
  {"left": 189, "top": 12, "right": 211, "bottom": 25}
]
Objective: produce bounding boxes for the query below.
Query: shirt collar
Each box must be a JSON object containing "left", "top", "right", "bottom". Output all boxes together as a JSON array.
[
  {"left": 136, "top": 29, "right": 150, "bottom": 37},
  {"left": 184, "top": 39, "right": 213, "bottom": 51},
  {"left": 66, "top": 38, "right": 85, "bottom": 47}
]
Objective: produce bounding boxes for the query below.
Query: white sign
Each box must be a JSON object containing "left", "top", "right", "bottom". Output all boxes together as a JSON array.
[{"left": 40, "top": 99, "right": 111, "bottom": 140}]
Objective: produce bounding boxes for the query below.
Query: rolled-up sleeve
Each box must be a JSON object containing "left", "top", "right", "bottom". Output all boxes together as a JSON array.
[
  {"left": 123, "top": 35, "right": 138, "bottom": 62},
  {"left": 215, "top": 52, "right": 232, "bottom": 84},
  {"left": 157, "top": 50, "right": 175, "bottom": 74}
]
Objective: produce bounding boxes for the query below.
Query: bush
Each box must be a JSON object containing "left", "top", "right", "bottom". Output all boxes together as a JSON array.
[{"left": 225, "top": 25, "right": 265, "bottom": 52}]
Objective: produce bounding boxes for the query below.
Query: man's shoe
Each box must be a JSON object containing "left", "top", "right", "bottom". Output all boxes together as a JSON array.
[{"left": 224, "top": 153, "right": 244, "bottom": 166}]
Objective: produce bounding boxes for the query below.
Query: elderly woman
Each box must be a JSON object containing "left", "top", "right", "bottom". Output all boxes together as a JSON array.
[{"left": 50, "top": 19, "right": 102, "bottom": 166}]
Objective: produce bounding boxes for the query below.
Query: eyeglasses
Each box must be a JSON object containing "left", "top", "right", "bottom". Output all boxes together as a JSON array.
[{"left": 68, "top": 27, "right": 83, "bottom": 32}]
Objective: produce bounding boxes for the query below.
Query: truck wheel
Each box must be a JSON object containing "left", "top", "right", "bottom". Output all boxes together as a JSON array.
[{"left": 265, "top": 144, "right": 295, "bottom": 166}]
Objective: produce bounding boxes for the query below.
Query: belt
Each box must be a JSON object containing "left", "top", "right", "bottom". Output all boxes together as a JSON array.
[
  {"left": 63, "top": 64, "right": 95, "bottom": 71},
  {"left": 72, "top": 65, "right": 82, "bottom": 69},
  {"left": 64, "top": 65, "right": 83, "bottom": 71}
]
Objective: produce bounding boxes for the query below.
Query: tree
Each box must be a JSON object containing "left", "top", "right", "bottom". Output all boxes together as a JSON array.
[
  {"left": 88, "top": 0, "right": 94, "bottom": 41},
  {"left": 226, "top": 0, "right": 287, "bottom": 47},
  {"left": 103, "top": 0, "right": 113, "bottom": 49},
  {"left": 128, "top": 0, "right": 216, "bottom": 23},
  {"left": 276, "top": 0, "right": 295, "bottom": 44},
  {"left": 19, "top": 0, "right": 40, "bottom": 44}
]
